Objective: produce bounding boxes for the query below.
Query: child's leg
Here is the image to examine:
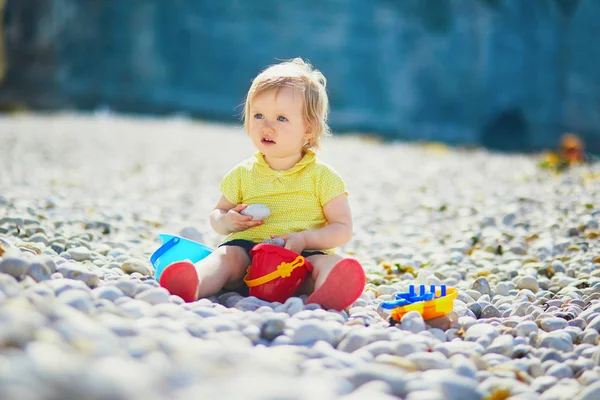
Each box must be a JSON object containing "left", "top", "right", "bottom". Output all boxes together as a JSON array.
[
  {"left": 194, "top": 245, "right": 250, "bottom": 298},
  {"left": 304, "top": 254, "right": 366, "bottom": 311},
  {"left": 307, "top": 254, "right": 343, "bottom": 288},
  {"left": 295, "top": 254, "right": 342, "bottom": 295},
  {"left": 159, "top": 245, "right": 250, "bottom": 302}
]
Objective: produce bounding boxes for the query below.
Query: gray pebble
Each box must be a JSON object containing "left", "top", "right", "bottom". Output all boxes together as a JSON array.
[
  {"left": 480, "top": 304, "right": 501, "bottom": 318},
  {"left": 125, "top": 337, "right": 156, "bottom": 358},
  {"left": 428, "top": 328, "right": 447, "bottom": 342},
  {"left": 516, "top": 276, "right": 539, "bottom": 293},
  {"left": 57, "top": 264, "right": 100, "bottom": 288},
  {"left": 271, "top": 335, "right": 293, "bottom": 346},
  {"left": 133, "top": 283, "right": 156, "bottom": 296},
  {"left": 57, "top": 290, "right": 94, "bottom": 313},
  {"left": 464, "top": 289, "right": 482, "bottom": 301},
  {"left": 485, "top": 334, "right": 514, "bottom": 357},
  {"left": 541, "top": 317, "right": 568, "bottom": 332},
  {"left": 167, "top": 295, "right": 184, "bottom": 305},
  {"left": 51, "top": 272, "right": 63, "bottom": 279},
  {"left": 92, "top": 285, "right": 125, "bottom": 302},
  {"left": 121, "top": 259, "right": 154, "bottom": 276},
  {"left": 579, "top": 370, "right": 600, "bottom": 386},
  {"left": 345, "top": 364, "right": 409, "bottom": 398},
  {"left": 114, "top": 279, "right": 137, "bottom": 297},
  {"left": 568, "top": 317, "right": 587, "bottom": 330},
  {"left": 357, "top": 341, "right": 396, "bottom": 358},
  {"left": 395, "top": 341, "right": 427, "bottom": 357},
  {"left": 538, "top": 331, "right": 574, "bottom": 352},
  {"left": 467, "top": 302, "right": 482, "bottom": 319},
  {"left": 66, "top": 246, "right": 92, "bottom": 261},
  {"left": 546, "top": 363, "right": 573, "bottom": 379},
  {"left": 135, "top": 287, "right": 170, "bottom": 305},
  {"left": 435, "top": 340, "right": 484, "bottom": 358},
  {"left": 44, "top": 278, "right": 91, "bottom": 296},
  {"left": 451, "top": 304, "right": 477, "bottom": 320},
  {"left": 0, "top": 257, "right": 30, "bottom": 279},
  {"left": 260, "top": 318, "right": 286, "bottom": 341},
  {"left": 531, "top": 375, "right": 558, "bottom": 393},
  {"left": 27, "top": 261, "right": 52, "bottom": 282},
  {"left": 278, "top": 297, "right": 304, "bottom": 316},
  {"left": 509, "top": 245, "right": 527, "bottom": 255},
  {"left": 292, "top": 320, "right": 335, "bottom": 346},
  {"left": 338, "top": 330, "right": 370, "bottom": 353},
  {"left": 190, "top": 307, "right": 219, "bottom": 318},
  {"left": 541, "top": 380, "right": 582, "bottom": 400},
  {"left": 470, "top": 277, "right": 491, "bottom": 296},
  {"left": 263, "top": 237, "right": 285, "bottom": 247},
  {"left": 406, "top": 351, "right": 450, "bottom": 371},
  {"left": 574, "top": 381, "right": 600, "bottom": 400},
  {"left": 551, "top": 260, "right": 567, "bottom": 274},
  {"left": 515, "top": 321, "right": 538, "bottom": 337},
  {"left": 118, "top": 299, "right": 153, "bottom": 319},
  {"left": 457, "top": 291, "right": 475, "bottom": 304},
  {"left": 562, "top": 326, "right": 581, "bottom": 342},
  {"left": 216, "top": 290, "right": 241, "bottom": 305},
  {"left": 244, "top": 326, "right": 264, "bottom": 344},
  {"left": 478, "top": 294, "right": 491, "bottom": 303},
  {"left": 450, "top": 355, "right": 478, "bottom": 380},
  {"left": 240, "top": 204, "right": 271, "bottom": 220},
  {"left": 400, "top": 311, "right": 426, "bottom": 333},
  {"left": 0, "top": 273, "right": 22, "bottom": 297},
  {"left": 581, "top": 330, "right": 599, "bottom": 344},
  {"left": 50, "top": 242, "right": 65, "bottom": 254},
  {"left": 465, "top": 323, "right": 499, "bottom": 341},
  {"left": 493, "top": 282, "right": 511, "bottom": 296},
  {"left": 234, "top": 296, "right": 273, "bottom": 312},
  {"left": 586, "top": 314, "right": 600, "bottom": 332}
]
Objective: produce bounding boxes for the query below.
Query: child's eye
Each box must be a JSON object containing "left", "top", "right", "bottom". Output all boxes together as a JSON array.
[
  {"left": 254, "top": 113, "right": 264, "bottom": 119},
  {"left": 277, "top": 116, "right": 288, "bottom": 122}
]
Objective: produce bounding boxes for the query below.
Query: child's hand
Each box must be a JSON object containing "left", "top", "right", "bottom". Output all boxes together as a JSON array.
[
  {"left": 224, "top": 204, "right": 264, "bottom": 232},
  {"left": 270, "top": 232, "right": 306, "bottom": 254}
]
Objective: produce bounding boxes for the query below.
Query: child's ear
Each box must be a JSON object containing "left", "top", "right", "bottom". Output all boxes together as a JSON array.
[{"left": 304, "top": 125, "right": 313, "bottom": 140}]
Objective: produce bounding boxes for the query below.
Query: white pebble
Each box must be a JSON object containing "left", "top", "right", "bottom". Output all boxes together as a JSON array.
[{"left": 240, "top": 204, "right": 271, "bottom": 220}]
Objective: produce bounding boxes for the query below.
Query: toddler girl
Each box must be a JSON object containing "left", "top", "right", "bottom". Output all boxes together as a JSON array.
[{"left": 159, "top": 58, "right": 366, "bottom": 311}]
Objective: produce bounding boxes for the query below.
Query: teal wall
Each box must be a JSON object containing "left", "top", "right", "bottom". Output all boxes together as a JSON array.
[{"left": 1, "top": 0, "right": 599, "bottom": 152}]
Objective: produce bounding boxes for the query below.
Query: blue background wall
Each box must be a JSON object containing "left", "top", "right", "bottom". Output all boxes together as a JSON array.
[{"left": 1, "top": 0, "right": 599, "bottom": 153}]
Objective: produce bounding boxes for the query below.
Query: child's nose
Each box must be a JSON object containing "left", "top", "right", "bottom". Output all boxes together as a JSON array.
[{"left": 262, "top": 122, "right": 275, "bottom": 134}]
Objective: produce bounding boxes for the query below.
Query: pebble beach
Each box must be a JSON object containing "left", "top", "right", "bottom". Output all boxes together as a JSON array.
[{"left": 2, "top": 113, "right": 600, "bottom": 400}]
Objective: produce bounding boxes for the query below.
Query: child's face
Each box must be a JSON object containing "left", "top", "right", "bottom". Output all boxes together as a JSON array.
[{"left": 248, "top": 87, "right": 312, "bottom": 161}]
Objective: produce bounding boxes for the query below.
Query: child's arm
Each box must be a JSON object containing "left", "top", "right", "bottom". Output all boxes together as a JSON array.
[
  {"left": 272, "top": 194, "right": 352, "bottom": 252},
  {"left": 210, "top": 195, "right": 264, "bottom": 235}
]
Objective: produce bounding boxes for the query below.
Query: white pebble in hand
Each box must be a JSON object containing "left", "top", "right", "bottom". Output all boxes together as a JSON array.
[
  {"left": 240, "top": 204, "right": 271, "bottom": 220},
  {"left": 263, "top": 237, "right": 285, "bottom": 247}
]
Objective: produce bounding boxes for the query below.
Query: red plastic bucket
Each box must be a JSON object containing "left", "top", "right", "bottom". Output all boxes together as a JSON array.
[{"left": 244, "top": 243, "right": 313, "bottom": 303}]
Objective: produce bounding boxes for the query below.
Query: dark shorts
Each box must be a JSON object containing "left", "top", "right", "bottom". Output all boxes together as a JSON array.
[{"left": 219, "top": 239, "right": 325, "bottom": 259}]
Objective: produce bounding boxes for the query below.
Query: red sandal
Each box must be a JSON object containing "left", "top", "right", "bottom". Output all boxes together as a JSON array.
[
  {"left": 158, "top": 260, "right": 199, "bottom": 303},
  {"left": 306, "top": 258, "right": 366, "bottom": 311}
]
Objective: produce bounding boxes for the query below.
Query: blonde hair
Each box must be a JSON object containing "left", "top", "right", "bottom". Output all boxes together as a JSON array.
[{"left": 243, "top": 58, "right": 331, "bottom": 150}]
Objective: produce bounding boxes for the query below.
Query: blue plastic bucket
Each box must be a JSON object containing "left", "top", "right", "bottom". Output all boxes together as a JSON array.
[{"left": 150, "top": 234, "right": 213, "bottom": 281}]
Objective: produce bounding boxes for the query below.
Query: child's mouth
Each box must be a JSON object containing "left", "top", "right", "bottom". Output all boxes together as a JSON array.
[{"left": 262, "top": 137, "right": 276, "bottom": 145}]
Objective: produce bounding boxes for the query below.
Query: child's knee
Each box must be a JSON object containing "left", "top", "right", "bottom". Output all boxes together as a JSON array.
[
  {"left": 227, "top": 261, "right": 250, "bottom": 283},
  {"left": 308, "top": 254, "right": 341, "bottom": 267},
  {"left": 220, "top": 248, "right": 251, "bottom": 280}
]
